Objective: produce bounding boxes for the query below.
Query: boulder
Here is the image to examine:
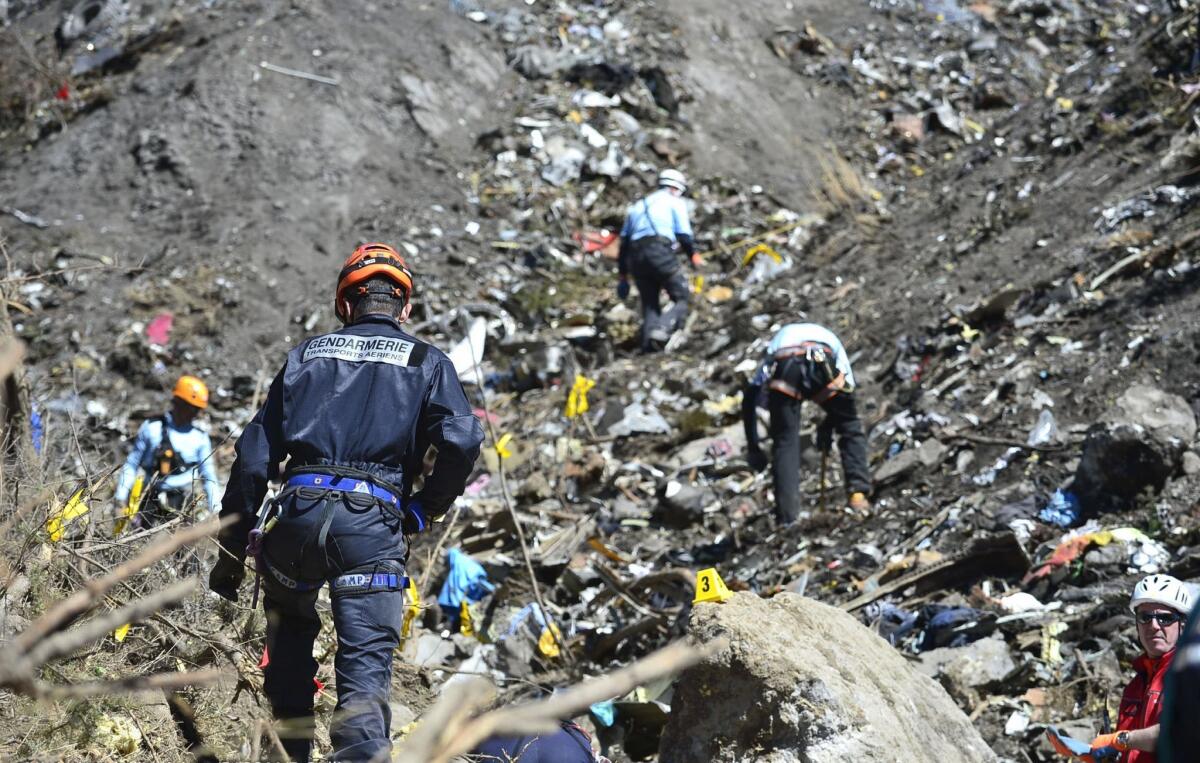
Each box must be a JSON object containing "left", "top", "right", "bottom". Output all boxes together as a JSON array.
[
  {"left": 1110, "top": 384, "right": 1197, "bottom": 444},
  {"left": 916, "top": 635, "right": 1017, "bottom": 705},
  {"left": 1073, "top": 384, "right": 1198, "bottom": 513},
  {"left": 874, "top": 438, "right": 948, "bottom": 483},
  {"left": 659, "top": 593, "right": 997, "bottom": 762},
  {"left": 656, "top": 480, "right": 716, "bottom": 528}
]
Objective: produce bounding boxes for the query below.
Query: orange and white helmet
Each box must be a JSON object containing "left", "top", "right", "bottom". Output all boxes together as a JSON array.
[
  {"left": 173, "top": 375, "right": 208, "bottom": 409},
  {"left": 334, "top": 243, "right": 414, "bottom": 324}
]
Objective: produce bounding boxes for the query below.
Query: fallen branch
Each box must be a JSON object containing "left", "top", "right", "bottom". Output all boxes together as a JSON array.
[
  {"left": 15, "top": 516, "right": 227, "bottom": 652},
  {"left": 393, "top": 636, "right": 729, "bottom": 763},
  {"left": 0, "top": 517, "right": 232, "bottom": 700},
  {"left": 0, "top": 338, "right": 25, "bottom": 382},
  {"left": 464, "top": 323, "right": 569, "bottom": 664},
  {"left": 1089, "top": 228, "right": 1200, "bottom": 291},
  {"left": 40, "top": 668, "right": 224, "bottom": 700},
  {"left": 24, "top": 578, "right": 197, "bottom": 668},
  {"left": 937, "top": 430, "right": 1067, "bottom": 453},
  {"left": 259, "top": 61, "right": 339, "bottom": 86}
]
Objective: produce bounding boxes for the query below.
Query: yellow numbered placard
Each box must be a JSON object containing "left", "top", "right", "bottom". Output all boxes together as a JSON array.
[
  {"left": 693, "top": 567, "right": 734, "bottom": 604},
  {"left": 113, "top": 623, "right": 131, "bottom": 643}
]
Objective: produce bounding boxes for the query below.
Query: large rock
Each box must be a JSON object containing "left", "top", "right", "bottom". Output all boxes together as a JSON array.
[
  {"left": 659, "top": 593, "right": 997, "bottom": 762},
  {"left": 1111, "top": 384, "right": 1198, "bottom": 444},
  {"left": 1073, "top": 384, "right": 1198, "bottom": 513},
  {"left": 916, "top": 635, "right": 1017, "bottom": 706}
]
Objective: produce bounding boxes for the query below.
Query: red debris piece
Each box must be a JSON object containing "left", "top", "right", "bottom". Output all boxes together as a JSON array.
[{"left": 145, "top": 312, "right": 174, "bottom": 345}]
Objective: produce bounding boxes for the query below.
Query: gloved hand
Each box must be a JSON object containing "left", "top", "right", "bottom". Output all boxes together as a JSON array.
[
  {"left": 616, "top": 277, "right": 630, "bottom": 300},
  {"left": 402, "top": 499, "right": 428, "bottom": 534},
  {"left": 209, "top": 553, "right": 245, "bottom": 603},
  {"left": 1089, "top": 733, "right": 1126, "bottom": 758},
  {"left": 1045, "top": 728, "right": 1094, "bottom": 761},
  {"left": 689, "top": 253, "right": 702, "bottom": 269},
  {"left": 747, "top": 449, "right": 769, "bottom": 473}
]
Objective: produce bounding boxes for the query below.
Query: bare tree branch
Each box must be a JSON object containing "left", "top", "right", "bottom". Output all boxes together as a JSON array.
[
  {"left": 24, "top": 578, "right": 197, "bottom": 668},
  {"left": 15, "top": 516, "right": 227, "bottom": 652},
  {"left": 393, "top": 636, "right": 729, "bottom": 763},
  {"left": 0, "top": 516, "right": 233, "bottom": 701},
  {"left": 38, "top": 668, "right": 225, "bottom": 700}
]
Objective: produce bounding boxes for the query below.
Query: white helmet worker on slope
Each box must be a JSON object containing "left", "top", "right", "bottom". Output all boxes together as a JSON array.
[
  {"left": 1048, "top": 573, "right": 1194, "bottom": 759},
  {"left": 657, "top": 168, "right": 687, "bottom": 193}
]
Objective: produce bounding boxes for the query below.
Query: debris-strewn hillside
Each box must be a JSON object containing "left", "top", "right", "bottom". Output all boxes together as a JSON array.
[{"left": 1, "top": 0, "right": 1199, "bottom": 760}]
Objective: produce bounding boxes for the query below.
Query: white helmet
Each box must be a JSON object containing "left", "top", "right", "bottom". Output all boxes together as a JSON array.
[
  {"left": 1129, "top": 574, "right": 1193, "bottom": 615},
  {"left": 657, "top": 168, "right": 687, "bottom": 192}
]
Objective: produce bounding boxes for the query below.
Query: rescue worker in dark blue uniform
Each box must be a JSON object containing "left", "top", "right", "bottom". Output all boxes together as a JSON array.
[
  {"left": 208, "top": 243, "right": 484, "bottom": 762},
  {"left": 616, "top": 169, "right": 700, "bottom": 352},
  {"left": 471, "top": 721, "right": 601, "bottom": 762}
]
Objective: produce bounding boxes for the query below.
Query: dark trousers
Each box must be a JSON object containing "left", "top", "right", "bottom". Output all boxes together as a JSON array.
[
  {"left": 628, "top": 237, "right": 689, "bottom": 351},
  {"left": 260, "top": 490, "right": 407, "bottom": 762},
  {"left": 135, "top": 486, "right": 185, "bottom": 528},
  {"left": 768, "top": 391, "right": 870, "bottom": 523}
]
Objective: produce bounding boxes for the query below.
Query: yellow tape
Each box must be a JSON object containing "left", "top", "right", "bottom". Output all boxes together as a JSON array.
[
  {"left": 401, "top": 578, "right": 420, "bottom": 640},
  {"left": 47, "top": 488, "right": 90, "bottom": 543},
  {"left": 564, "top": 375, "right": 597, "bottom": 419},
  {"left": 538, "top": 623, "right": 563, "bottom": 658},
  {"left": 741, "top": 243, "right": 782, "bottom": 267},
  {"left": 459, "top": 600, "right": 474, "bottom": 637},
  {"left": 494, "top": 433, "right": 514, "bottom": 460},
  {"left": 113, "top": 474, "right": 143, "bottom": 536}
]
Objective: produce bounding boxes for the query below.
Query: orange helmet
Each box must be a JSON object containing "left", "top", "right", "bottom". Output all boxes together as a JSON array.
[
  {"left": 335, "top": 243, "right": 414, "bottom": 324},
  {"left": 173, "top": 375, "right": 208, "bottom": 409}
]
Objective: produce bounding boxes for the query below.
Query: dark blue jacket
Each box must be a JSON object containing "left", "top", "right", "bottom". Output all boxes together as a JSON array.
[
  {"left": 472, "top": 722, "right": 596, "bottom": 762},
  {"left": 218, "top": 314, "right": 483, "bottom": 559}
]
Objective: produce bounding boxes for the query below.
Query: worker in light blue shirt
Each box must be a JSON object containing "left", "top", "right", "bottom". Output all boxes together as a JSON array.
[
  {"left": 750, "top": 323, "right": 857, "bottom": 389},
  {"left": 742, "top": 323, "right": 871, "bottom": 523},
  {"left": 616, "top": 169, "right": 701, "bottom": 352},
  {"left": 114, "top": 375, "right": 219, "bottom": 524}
]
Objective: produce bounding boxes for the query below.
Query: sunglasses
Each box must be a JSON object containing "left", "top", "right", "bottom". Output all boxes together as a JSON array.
[{"left": 1136, "top": 612, "right": 1184, "bottom": 627}]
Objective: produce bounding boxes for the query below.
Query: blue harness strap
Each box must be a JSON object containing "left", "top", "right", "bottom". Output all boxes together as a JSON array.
[
  {"left": 330, "top": 571, "right": 407, "bottom": 595},
  {"left": 286, "top": 472, "right": 400, "bottom": 507},
  {"left": 260, "top": 553, "right": 323, "bottom": 593}
]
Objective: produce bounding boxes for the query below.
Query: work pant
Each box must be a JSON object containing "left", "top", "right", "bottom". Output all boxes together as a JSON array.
[
  {"left": 259, "top": 489, "right": 408, "bottom": 762},
  {"left": 628, "top": 236, "right": 689, "bottom": 352},
  {"left": 136, "top": 486, "right": 185, "bottom": 528},
  {"left": 768, "top": 390, "right": 871, "bottom": 523}
]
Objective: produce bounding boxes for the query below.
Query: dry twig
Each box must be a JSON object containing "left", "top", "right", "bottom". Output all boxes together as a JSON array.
[
  {"left": 393, "top": 636, "right": 728, "bottom": 763},
  {"left": 0, "top": 517, "right": 232, "bottom": 698}
]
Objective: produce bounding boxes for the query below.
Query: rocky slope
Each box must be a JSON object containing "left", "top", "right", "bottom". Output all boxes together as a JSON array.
[{"left": 1, "top": 0, "right": 1199, "bottom": 760}]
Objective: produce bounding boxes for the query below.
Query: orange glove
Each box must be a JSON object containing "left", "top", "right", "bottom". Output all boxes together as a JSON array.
[
  {"left": 689, "top": 253, "right": 702, "bottom": 268},
  {"left": 1045, "top": 729, "right": 1094, "bottom": 762},
  {"left": 1090, "top": 732, "right": 1128, "bottom": 755}
]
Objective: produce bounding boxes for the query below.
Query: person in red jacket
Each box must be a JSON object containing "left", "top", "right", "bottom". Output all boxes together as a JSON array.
[{"left": 1095, "top": 575, "right": 1193, "bottom": 762}]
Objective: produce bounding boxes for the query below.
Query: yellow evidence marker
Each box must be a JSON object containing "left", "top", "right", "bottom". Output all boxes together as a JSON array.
[{"left": 693, "top": 567, "right": 734, "bottom": 604}]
